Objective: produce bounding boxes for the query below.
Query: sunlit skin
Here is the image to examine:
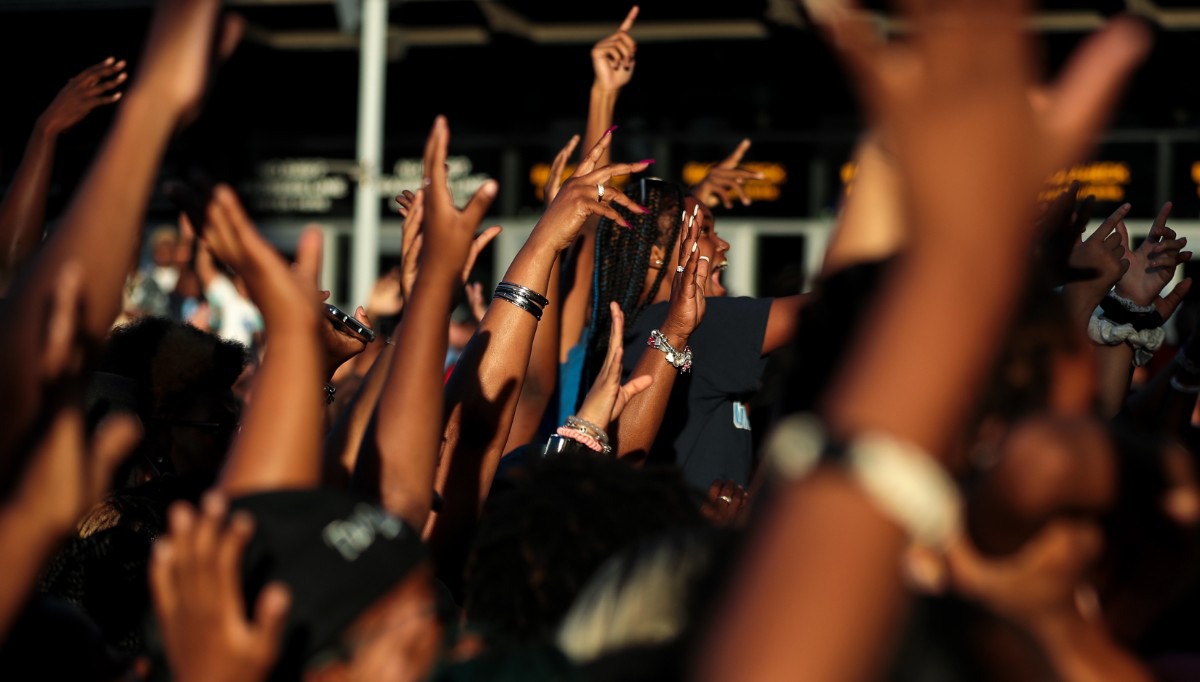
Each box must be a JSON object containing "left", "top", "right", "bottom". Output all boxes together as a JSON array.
[{"left": 305, "top": 565, "right": 444, "bottom": 682}]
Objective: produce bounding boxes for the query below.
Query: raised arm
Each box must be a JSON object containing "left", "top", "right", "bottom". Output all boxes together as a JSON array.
[
  {"left": 561, "top": 7, "right": 641, "bottom": 363},
  {"left": 428, "top": 131, "right": 649, "bottom": 569},
  {"left": 0, "top": 58, "right": 126, "bottom": 292},
  {"left": 689, "top": 138, "right": 766, "bottom": 210},
  {"left": 196, "top": 186, "right": 326, "bottom": 496},
  {"left": 1093, "top": 202, "right": 1192, "bottom": 417},
  {"left": 0, "top": 0, "right": 234, "bottom": 467},
  {"left": 325, "top": 188, "right": 498, "bottom": 485},
  {"left": 503, "top": 135, "right": 580, "bottom": 452},
  {"left": 0, "top": 263, "right": 140, "bottom": 641},
  {"left": 353, "top": 116, "right": 498, "bottom": 530},
  {"left": 616, "top": 210, "right": 710, "bottom": 459},
  {"left": 699, "top": 5, "right": 1151, "bottom": 680}
]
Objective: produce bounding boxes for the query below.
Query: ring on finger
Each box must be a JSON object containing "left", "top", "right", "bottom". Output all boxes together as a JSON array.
[
  {"left": 597, "top": 183, "right": 606, "bottom": 201},
  {"left": 718, "top": 495, "right": 733, "bottom": 504},
  {"left": 676, "top": 265, "right": 686, "bottom": 273}
]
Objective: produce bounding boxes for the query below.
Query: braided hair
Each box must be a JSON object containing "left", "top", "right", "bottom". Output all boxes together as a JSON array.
[{"left": 581, "top": 178, "right": 686, "bottom": 401}]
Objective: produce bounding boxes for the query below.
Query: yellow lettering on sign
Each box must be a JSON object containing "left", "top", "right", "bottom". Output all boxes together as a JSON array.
[{"left": 529, "top": 163, "right": 629, "bottom": 202}]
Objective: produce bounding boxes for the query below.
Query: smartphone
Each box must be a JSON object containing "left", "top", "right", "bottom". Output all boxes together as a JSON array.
[{"left": 325, "top": 303, "right": 377, "bottom": 343}]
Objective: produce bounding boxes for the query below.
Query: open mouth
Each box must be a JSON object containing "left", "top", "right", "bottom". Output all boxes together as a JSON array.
[{"left": 714, "top": 261, "right": 729, "bottom": 272}]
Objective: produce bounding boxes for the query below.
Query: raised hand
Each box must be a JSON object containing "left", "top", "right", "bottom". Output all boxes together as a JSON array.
[
  {"left": 367, "top": 267, "right": 404, "bottom": 319},
  {"left": 38, "top": 58, "right": 127, "bottom": 137},
  {"left": 544, "top": 134, "right": 582, "bottom": 205},
  {"left": 532, "top": 129, "right": 651, "bottom": 252},
  {"left": 690, "top": 139, "right": 766, "bottom": 210},
  {"left": 660, "top": 207, "right": 712, "bottom": 342},
  {"left": 591, "top": 7, "right": 638, "bottom": 94},
  {"left": 576, "top": 301, "right": 654, "bottom": 432},
  {"left": 420, "top": 116, "right": 498, "bottom": 277},
  {"left": 150, "top": 495, "right": 290, "bottom": 682},
  {"left": 1114, "top": 201, "right": 1193, "bottom": 317},
  {"left": 1062, "top": 203, "right": 1131, "bottom": 321},
  {"left": 199, "top": 185, "right": 318, "bottom": 325},
  {"left": 133, "top": 0, "right": 239, "bottom": 121}
]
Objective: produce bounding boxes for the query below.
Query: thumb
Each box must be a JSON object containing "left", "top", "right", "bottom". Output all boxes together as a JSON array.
[
  {"left": 293, "top": 226, "right": 324, "bottom": 288},
  {"left": 354, "top": 306, "right": 372, "bottom": 329}
]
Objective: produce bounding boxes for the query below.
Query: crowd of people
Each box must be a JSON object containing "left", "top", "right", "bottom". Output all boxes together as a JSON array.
[{"left": 0, "top": 0, "right": 1197, "bottom": 679}]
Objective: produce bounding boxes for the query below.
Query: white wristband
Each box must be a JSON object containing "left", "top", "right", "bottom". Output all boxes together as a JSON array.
[
  {"left": 764, "top": 415, "right": 961, "bottom": 549},
  {"left": 1087, "top": 308, "right": 1164, "bottom": 366}
]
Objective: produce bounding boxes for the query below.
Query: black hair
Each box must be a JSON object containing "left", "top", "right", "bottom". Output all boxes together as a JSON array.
[
  {"left": 462, "top": 453, "right": 704, "bottom": 644},
  {"left": 581, "top": 178, "right": 686, "bottom": 400},
  {"left": 92, "top": 316, "right": 248, "bottom": 483}
]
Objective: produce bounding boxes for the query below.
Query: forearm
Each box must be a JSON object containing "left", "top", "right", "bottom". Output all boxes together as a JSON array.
[
  {"left": 825, "top": 236, "right": 1028, "bottom": 456},
  {"left": 428, "top": 239, "right": 555, "bottom": 551},
  {"left": 0, "top": 498, "right": 70, "bottom": 641},
  {"left": 697, "top": 470, "right": 908, "bottom": 682},
  {"left": 0, "top": 92, "right": 176, "bottom": 467},
  {"left": 1093, "top": 343, "right": 1134, "bottom": 419},
  {"left": 1031, "top": 613, "right": 1154, "bottom": 682},
  {"left": 325, "top": 343, "right": 395, "bottom": 482},
  {"left": 503, "top": 255, "right": 562, "bottom": 452},
  {"left": 362, "top": 268, "right": 458, "bottom": 529},
  {"left": 219, "top": 319, "right": 325, "bottom": 495},
  {"left": 585, "top": 86, "right": 619, "bottom": 168},
  {"left": 0, "top": 123, "right": 57, "bottom": 287},
  {"left": 616, "top": 332, "right": 688, "bottom": 460},
  {"left": 821, "top": 135, "right": 905, "bottom": 278},
  {"left": 559, "top": 224, "right": 596, "bottom": 361}
]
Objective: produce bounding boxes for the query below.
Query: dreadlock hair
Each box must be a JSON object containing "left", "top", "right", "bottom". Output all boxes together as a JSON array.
[{"left": 581, "top": 178, "right": 685, "bottom": 401}]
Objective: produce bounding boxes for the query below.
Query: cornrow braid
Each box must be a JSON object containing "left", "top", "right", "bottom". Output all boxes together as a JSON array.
[{"left": 580, "top": 178, "right": 685, "bottom": 403}]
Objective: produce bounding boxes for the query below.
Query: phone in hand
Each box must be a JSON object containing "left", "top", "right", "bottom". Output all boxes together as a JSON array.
[{"left": 325, "top": 303, "right": 376, "bottom": 343}]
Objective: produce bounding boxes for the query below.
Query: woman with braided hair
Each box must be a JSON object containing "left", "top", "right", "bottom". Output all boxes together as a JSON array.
[{"left": 582, "top": 177, "right": 809, "bottom": 491}]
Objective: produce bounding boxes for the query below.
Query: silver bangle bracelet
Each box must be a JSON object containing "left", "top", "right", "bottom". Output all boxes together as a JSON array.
[
  {"left": 494, "top": 291, "right": 543, "bottom": 321},
  {"left": 495, "top": 281, "right": 549, "bottom": 309}
]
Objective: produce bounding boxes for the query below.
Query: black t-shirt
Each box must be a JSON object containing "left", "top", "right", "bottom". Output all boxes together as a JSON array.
[{"left": 623, "top": 296, "right": 772, "bottom": 490}]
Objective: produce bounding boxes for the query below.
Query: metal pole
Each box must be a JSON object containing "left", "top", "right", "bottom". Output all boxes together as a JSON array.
[{"left": 350, "top": 0, "right": 389, "bottom": 308}]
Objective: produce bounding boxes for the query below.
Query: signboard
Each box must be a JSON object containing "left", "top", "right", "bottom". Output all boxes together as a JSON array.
[{"left": 240, "top": 156, "right": 492, "bottom": 216}]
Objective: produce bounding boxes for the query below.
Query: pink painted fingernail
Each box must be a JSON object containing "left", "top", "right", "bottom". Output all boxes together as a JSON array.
[
  {"left": 620, "top": 218, "right": 632, "bottom": 228},
  {"left": 639, "top": 158, "right": 656, "bottom": 165},
  {"left": 636, "top": 203, "right": 650, "bottom": 213},
  {"left": 604, "top": 125, "right": 619, "bottom": 136}
]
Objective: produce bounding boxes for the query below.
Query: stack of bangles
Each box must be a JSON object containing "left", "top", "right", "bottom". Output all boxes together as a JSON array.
[
  {"left": 493, "top": 281, "right": 549, "bottom": 321},
  {"left": 557, "top": 415, "right": 613, "bottom": 455}
]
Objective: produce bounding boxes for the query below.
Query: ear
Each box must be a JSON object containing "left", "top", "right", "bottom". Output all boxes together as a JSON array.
[{"left": 648, "top": 243, "right": 666, "bottom": 268}]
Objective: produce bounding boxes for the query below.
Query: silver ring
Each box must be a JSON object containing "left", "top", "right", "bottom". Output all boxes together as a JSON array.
[
  {"left": 718, "top": 495, "right": 733, "bottom": 504},
  {"left": 676, "top": 265, "right": 686, "bottom": 273},
  {"left": 597, "top": 183, "right": 605, "bottom": 201}
]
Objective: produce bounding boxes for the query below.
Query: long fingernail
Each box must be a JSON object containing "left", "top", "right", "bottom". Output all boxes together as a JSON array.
[
  {"left": 639, "top": 158, "right": 656, "bottom": 165},
  {"left": 604, "top": 125, "right": 619, "bottom": 136},
  {"left": 619, "top": 218, "right": 631, "bottom": 228},
  {"left": 635, "top": 203, "right": 649, "bottom": 213},
  {"left": 691, "top": 241, "right": 698, "bottom": 253},
  {"left": 693, "top": 204, "right": 700, "bottom": 217},
  {"left": 681, "top": 210, "right": 687, "bottom": 224}
]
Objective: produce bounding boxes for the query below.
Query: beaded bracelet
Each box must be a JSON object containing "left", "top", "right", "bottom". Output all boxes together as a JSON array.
[
  {"left": 556, "top": 426, "right": 606, "bottom": 454},
  {"left": 564, "top": 415, "right": 611, "bottom": 451},
  {"left": 647, "top": 329, "right": 693, "bottom": 373}
]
